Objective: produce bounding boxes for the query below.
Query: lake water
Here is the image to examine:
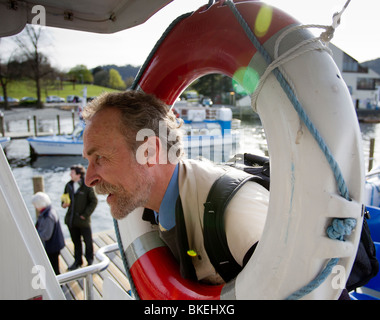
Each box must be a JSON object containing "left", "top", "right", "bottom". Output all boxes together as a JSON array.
[{"left": 3, "top": 114, "right": 380, "bottom": 239}]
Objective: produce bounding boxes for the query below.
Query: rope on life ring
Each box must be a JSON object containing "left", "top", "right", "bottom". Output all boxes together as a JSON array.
[{"left": 114, "top": 0, "right": 363, "bottom": 300}]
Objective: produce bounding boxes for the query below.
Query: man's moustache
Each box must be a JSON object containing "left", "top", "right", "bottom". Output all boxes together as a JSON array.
[{"left": 95, "top": 182, "right": 120, "bottom": 195}]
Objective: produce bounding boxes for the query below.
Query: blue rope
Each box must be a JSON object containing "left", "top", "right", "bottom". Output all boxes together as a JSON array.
[
  {"left": 285, "top": 258, "right": 340, "bottom": 300},
  {"left": 285, "top": 217, "right": 356, "bottom": 299},
  {"left": 225, "top": 0, "right": 356, "bottom": 299},
  {"left": 327, "top": 218, "right": 357, "bottom": 241},
  {"left": 285, "top": 218, "right": 356, "bottom": 299}
]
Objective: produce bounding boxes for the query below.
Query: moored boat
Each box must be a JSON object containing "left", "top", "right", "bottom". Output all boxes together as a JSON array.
[
  {"left": 0, "top": 137, "right": 10, "bottom": 150},
  {"left": 174, "top": 102, "right": 240, "bottom": 161},
  {"left": 27, "top": 121, "right": 85, "bottom": 156},
  {"left": 26, "top": 107, "right": 240, "bottom": 161}
]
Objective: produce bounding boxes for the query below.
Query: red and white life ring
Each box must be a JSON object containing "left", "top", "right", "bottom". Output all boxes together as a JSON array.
[{"left": 116, "top": 0, "right": 364, "bottom": 299}]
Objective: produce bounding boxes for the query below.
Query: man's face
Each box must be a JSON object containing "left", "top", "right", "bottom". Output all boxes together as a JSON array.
[
  {"left": 70, "top": 169, "right": 81, "bottom": 182},
  {"left": 83, "top": 107, "right": 154, "bottom": 220}
]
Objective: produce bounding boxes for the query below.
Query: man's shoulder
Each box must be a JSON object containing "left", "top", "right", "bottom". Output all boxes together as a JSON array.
[
  {"left": 47, "top": 207, "right": 59, "bottom": 222},
  {"left": 63, "top": 181, "right": 72, "bottom": 193},
  {"left": 80, "top": 183, "right": 95, "bottom": 193},
  {"left": 180, "top": 158, "right": 228, "bottom": 175}
]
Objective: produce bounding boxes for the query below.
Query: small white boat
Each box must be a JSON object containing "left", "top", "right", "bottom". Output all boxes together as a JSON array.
[
  {"left": 0, "top": 137, "right": 10, "bottom": 150},
  {"left": 27, "top": 122, "right": 85, "bottom": 156}
]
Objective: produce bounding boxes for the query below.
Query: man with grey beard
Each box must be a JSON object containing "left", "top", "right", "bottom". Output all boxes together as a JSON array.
[{"left": 82, "top": 90, "right": 269, "bottom": 285}]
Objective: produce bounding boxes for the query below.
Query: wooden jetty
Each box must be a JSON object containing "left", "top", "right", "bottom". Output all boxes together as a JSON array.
[
  {"left": 58, "top": 229, "right": 131, "bottom": 300},
  {"left": 0, "top": 111, "right": 77, "bottom": 139}
]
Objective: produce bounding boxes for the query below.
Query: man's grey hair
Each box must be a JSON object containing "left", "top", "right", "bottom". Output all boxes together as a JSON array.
[{"left": 82, "top": 90, "right": 184, "bottom": 161}]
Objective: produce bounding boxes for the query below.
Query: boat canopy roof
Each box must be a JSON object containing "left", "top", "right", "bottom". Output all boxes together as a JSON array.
[{"left": 0, "top": 0, "right": 173, "bottom": 37}]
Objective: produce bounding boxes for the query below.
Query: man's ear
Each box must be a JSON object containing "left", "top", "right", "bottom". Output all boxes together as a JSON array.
[{"left": 145, "top": 136, "right": 161, "bottom": 167}]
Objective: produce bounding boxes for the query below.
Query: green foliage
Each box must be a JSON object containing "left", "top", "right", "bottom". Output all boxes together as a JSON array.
[
  {"left": 189, "top": 74, "right": 233, "bottom": 96},
  {"left": 187, "top": 74, "right": 251, "bottom": 104},
  {"left": 93, "top": 69, "right": 109, "bottom": 87},
  {"left": 68, "top": 64, "right": 94, "bottom": 84},
  {"left": 108, "top": 68, "right": 126, "bottom": 90},
  {"left": 6, "top": 80, "right": 120, "bottom": 101}
]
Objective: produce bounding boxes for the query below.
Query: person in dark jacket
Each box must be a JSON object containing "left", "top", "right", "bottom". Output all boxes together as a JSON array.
[
  {"left": 32, "top": 192, "right": 65, "bottom": 275},
  {"left": 62, "top": 164, "right": 98, "bottom": 270}
]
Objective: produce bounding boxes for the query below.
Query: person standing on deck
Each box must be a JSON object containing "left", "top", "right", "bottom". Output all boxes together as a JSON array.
[
  {"left": 32, "top": 192, "right": 65, "bottom": 275},
  {"left": 62, "top": 164, "right": 98, "bottom": 270}
]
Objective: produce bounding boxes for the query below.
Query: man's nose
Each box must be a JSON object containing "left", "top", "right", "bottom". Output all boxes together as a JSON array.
[{"left": 85, "top": 162, "right": 100, "bottom": 187}]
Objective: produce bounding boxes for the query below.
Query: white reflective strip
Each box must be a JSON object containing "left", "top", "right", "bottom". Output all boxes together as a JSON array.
[
  {"left": 220, "top": 279, "right": 236, "bottom": 300},
  {"left": 125, "top": 230, "right": 166, "bottom": 266}
]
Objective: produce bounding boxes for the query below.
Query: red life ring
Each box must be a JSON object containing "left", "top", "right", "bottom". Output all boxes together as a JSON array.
[
  {"left": 116, "top": 0, "right": 363, "bottom": 300},
  {"left": 135, "top": 0, "right": 295, "bottom": 105},
  {"left": 130, "top": 0, "right": 292, "bottom": 299}
]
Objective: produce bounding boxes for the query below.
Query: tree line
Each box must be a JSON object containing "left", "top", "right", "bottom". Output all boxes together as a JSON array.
[{"left": 67, "top": 64, "right": 136, "bottom": 91}]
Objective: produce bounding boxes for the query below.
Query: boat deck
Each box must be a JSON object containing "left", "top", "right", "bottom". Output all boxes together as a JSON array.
[{"left": 58, "top": 229, "right": 131, "bottom": 300}]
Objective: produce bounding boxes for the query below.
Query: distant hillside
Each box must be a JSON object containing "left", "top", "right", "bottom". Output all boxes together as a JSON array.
[
  {"left": 92, "top": 64, "right": 140, "bottom": 80},
  {"left": 6, "top": 80, "right": 120, "bottom": 100},
  {"left": 362, "top": 58, "right": 380, "bottom": 75}
]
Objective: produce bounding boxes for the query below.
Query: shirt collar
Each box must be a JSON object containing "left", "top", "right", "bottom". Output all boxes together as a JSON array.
[{"left": 155, "top": 164, "right": 179, "bottom": 231}]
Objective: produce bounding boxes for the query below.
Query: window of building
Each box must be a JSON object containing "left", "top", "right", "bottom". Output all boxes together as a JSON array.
[
  {"left": 343, "top": 53, "right": 368, "bottom": 73},
  {"left": 357, "top": 78, "right": 377, "bottom": 90}
]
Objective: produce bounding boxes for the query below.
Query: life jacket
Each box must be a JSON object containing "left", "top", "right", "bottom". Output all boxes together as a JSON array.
[
  {"left": 143, "top": 155, "right": 269, "bottom": 283},
  {"left": 203, "top": 153, "right": 270, "bottom": 282},
  {"left": 202, "top": 153, "right": 379, "bottom": 289},
  {"left": 143, "top": 153, "right": 378, "bottom": 290}
]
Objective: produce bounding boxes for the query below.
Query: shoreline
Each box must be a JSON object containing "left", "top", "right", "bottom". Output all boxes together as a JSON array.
[
  {"left": 1, "top": 106, "right": 82, "bottom": 138},
  {"left": 0, "top": 106, "right": 80, "bottom": 122}
]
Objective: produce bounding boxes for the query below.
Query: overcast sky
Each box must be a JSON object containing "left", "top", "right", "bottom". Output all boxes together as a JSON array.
[{"left": 1, "top": 0, "right": 379, "bottom": 71}]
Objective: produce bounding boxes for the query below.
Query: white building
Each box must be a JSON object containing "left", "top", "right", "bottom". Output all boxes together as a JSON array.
[{"left": 329, "top": 43, "right": 380, "bottom": 109}]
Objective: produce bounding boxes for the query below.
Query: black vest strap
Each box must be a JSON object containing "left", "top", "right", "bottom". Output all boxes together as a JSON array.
[
  {"left": 175, "top": 197, "right": 198, "bottom": 281},
  {"left": 203, "top": 169, "right": 268, "bottom": 282}
]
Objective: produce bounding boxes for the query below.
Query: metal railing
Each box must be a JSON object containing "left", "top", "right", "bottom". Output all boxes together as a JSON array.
[{"left": 56, "top": 243, "right": 119, "bottom": 300}]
